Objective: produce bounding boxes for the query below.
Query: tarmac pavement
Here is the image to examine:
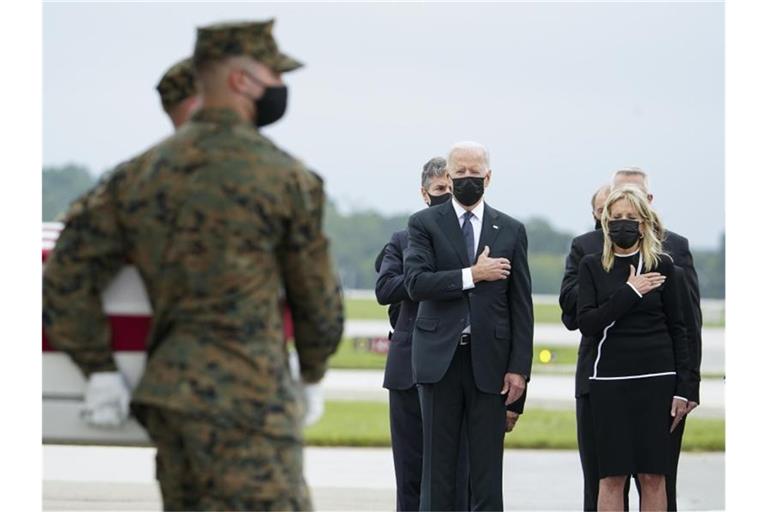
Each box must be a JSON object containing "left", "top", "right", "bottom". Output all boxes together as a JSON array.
[{"left": 43, "top": 445, "right": 724, "bottom": 511}]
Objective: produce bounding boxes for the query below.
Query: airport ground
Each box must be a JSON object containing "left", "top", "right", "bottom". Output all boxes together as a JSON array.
[{"left": 43, "top": 445, "right": 724, "bottom": 511}]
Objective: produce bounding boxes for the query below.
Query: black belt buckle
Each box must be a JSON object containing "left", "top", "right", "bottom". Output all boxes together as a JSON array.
[{"left": 459, "top": 333, "right": 471, "bottom": 346}]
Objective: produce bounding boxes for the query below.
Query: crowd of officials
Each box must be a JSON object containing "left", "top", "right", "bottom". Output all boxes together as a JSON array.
[
  {"left": 375, "top": 156, "right": 701, "bottom": 512},
  {"left": 42, "top": 17, "right": 702, "bottom": 512}
]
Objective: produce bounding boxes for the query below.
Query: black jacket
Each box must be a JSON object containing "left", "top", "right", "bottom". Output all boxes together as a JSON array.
[
  {"left": 375, "top": 241, "right": 401, "bottom": 330},
  {"left": 375, "top": 230, "right": 419, "bottom": 390},
  {"left": 403, "top": 201, "right": 533, "bottom": 411},
  {"left": 559, "top": 228, "right": 703, "bottom": 401},
  {"left": 577, "top": 252, "right": 695, "bottom": 399}
]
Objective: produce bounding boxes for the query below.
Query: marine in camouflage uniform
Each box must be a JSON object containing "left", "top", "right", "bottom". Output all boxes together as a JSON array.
[
  {"left": 156, "top": 57, "right": 201, "bottom": 129},
  {"left": 43, "top": 20, "right": 344, "bottom": 511},
  {"left": 157, "top": 57, "right": 197, "bottom": 112}
]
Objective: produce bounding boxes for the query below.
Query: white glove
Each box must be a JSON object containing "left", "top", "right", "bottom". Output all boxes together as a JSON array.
[
  {"left": 80, "top": 371, "right": 131, "bottom": 428},
  {"left": 302, "top": 381, "right": 325, "bottom": 427},
  {"left": 287, "top": 349, "right": 325, "bottom": 426},
  {"left": 288, "top": 349, "right": 301, "bottom": 381}
]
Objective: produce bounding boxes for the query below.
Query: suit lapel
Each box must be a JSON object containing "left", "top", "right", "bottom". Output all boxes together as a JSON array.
[
  {"left": 436, "top": 202, "right": 471, "bottom": 267},
  {"left": 475, "top": 204, "right": 502, "bottom": 261}
]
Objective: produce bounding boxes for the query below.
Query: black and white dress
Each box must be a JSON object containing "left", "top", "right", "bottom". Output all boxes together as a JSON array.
[{"left": 577, "top": 249, "right": 694, "bottom": 478}]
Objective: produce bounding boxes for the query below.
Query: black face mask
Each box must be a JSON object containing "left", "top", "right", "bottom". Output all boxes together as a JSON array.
[
  {"left": 608, "top": 219, "right": 641, "bottom": 249},
  {"left": 594, "top": 217, "right": 602, "bottom": 231},
  {"left": 428, "top": 193, "right": 451, "bottom": 207},
  {"left": 451, "top": 177, "right": 485, "bottom": 207},
  {"left": 254, "top": 85, "right": 288, "bottom": 127}
]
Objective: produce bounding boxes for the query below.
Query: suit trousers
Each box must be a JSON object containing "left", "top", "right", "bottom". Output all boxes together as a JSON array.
[
  {"left": 418, "top": 344, "right": 506, "bottom": 511},
  {"left": 390, "top": 387, "right": 471, "bottom": 511},
  {"left": 577, "top": 394, "right": 686, "bottom": 511}
]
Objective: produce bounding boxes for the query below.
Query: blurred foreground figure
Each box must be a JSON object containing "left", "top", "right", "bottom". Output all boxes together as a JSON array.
[
  {"left": 43, "top": 19, "right": 344, "bottom": 511},
  {"left": 45, "top": 57, "right": 199, "bottom": 429}
]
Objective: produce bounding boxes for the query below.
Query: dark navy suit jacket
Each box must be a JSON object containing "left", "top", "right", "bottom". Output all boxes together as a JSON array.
[
  {"left": 376, "top": 230, "right": 420, "bottom": 391},
  {"left": 402, "top": 201, "right": 533, "bottom": 413}
]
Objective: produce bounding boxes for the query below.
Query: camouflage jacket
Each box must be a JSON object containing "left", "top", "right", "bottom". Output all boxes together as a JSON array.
[{"left": 43, "top": 107, "right": 344, "bottom": 439}]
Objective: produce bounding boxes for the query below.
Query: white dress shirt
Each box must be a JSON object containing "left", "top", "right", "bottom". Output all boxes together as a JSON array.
[
  {"left": 452, "top": 198, "right": 484, "bottom": 334},
  {"left": 452, "top": 197, "right": 484, "bottom": 291}
]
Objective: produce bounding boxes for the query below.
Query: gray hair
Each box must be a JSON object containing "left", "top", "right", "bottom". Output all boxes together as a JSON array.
[
  {"left": 421, "top": 156, "right": 448, "bottom": 188},
  {"left": 612, "top": 166, "right": 649, "bottom": 193},
  {"left": 591, "top": 184, "right": 611, "bottom": 210},
  {"left": 447, "top": 141, "right": 490, "bottom": 171}
]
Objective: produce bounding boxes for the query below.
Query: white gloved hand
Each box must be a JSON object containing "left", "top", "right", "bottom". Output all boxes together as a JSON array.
[
  {"left": 287, "top": 350, "right": 325, "bottom": 426},
  {"left": 288, "top": 349, "right": 301, "bottom": 382},
  {"left": 301, "top": 381, "right": 325, "bottom": 427},
  {"left": 80, "top": 371, "right": 131, "bottom": 428}
]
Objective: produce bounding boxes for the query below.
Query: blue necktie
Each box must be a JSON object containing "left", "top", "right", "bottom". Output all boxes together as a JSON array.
[{"left": 462, "top": 211, "right": 475, "bottom": 264}]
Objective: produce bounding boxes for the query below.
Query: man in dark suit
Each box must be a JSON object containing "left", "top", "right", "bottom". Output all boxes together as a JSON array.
[
  {"left": 375, "top": 156, "right": 471, "bottom": 511},
  {"left": 559, "top": 168, "right": 703, "bottom": 511},
  {"left": 404, "top": 142, "right": 533, "bottom": 511}
]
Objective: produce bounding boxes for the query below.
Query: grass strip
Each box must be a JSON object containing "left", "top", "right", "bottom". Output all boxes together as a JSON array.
[
  {"left": 345, "top": 298, "right": 724, "bottom": 327},
  {"left": 305, "top": 401, "right": 724, "bottom": 451},
  {"left": 330, "top": 339, "right": 579, "bottom": 370}
]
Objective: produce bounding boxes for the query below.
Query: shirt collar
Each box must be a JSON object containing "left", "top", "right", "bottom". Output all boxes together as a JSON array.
[
  {"left": 190, "top": 107, "right": 249, "bottom": 127},
  {"left": 614, "top": 249, "right": 641, "bottom": 257},
  {"left": 452, "top": 197, "right": 485, "bottom": 224}
]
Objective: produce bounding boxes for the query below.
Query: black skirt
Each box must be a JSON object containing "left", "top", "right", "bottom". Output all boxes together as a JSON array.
[{"left": 589, "top": 375, "right": 676, "bottom": 478}]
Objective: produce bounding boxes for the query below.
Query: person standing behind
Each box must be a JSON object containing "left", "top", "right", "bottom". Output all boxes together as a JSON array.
[
  {"left": 560, "top": 183, "right": 610, "bottom": 331},
  {"left": 156, "top": 57, "right": 202, "bottom": 129},
  {"left": 44, "top": 56, "right": 201, "bottom": 429},
  {"left": 43, "top": 20, "right": 344, "bottom": 511},
  {"left": 405, "top": 142, "right": 533, "bottom": 511},
  {"left": 560, "top": 168, "right": 702, "bottom": 511},
  {"left": 376, "top": 156, "right": 472, "bottom": 512},
  {"left": 577, "top": 184, "right": 695, "bottom": 511},
  {"left": 591, "top": 184, "right": 611, "bottom": 231}
]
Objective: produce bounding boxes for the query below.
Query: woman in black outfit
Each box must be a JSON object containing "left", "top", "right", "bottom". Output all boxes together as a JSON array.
[{"left": 577, "top": 185, "right": 695, "bottom": 511}]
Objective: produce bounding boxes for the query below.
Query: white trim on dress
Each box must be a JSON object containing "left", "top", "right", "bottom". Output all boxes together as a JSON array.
[{"left": 591, "top": 252, "right": 642, "bottom": 379}]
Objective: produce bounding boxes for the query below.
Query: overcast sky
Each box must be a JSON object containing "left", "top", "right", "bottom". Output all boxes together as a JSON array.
[{"left": 43, "top": 1, "right": 724, "bottom": 248}]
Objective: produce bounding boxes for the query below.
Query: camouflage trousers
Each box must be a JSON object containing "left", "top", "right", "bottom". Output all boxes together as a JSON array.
[{"left": 142, "top": 406, "right": 312, "bottom": 511}]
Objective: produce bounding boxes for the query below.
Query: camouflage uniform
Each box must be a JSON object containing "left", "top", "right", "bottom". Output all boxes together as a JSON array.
[
  {"left": 43, "top": 20, "right": 344, "bottom": 511},
  {"left": 156, "top": 57, "right": 197, "bottom": 112}
]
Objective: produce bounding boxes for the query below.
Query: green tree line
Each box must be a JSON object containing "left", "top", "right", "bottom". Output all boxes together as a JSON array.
[{"left": 42, "top": 165, "right": 725, "bottom": 298}]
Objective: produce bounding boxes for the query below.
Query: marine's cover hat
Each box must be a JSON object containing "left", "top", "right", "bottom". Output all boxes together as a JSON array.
[
  {"left": 193, "top": 19, "right": 303, "bottom": 73},
  {"left": 156, "top": 57, "right": 197, "bottom": 111}
]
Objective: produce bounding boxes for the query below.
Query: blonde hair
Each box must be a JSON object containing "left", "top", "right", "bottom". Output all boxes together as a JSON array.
[{"left": 600, "top": 185, "right": 665, "bottom": 273}]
